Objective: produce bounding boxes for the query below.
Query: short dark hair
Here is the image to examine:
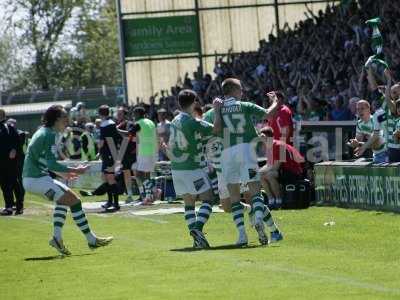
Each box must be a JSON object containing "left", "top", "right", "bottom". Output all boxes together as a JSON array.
[
  {"left": 260, "top": 126, "right": 274, "bottom": 137},
  {"left": 133, "top": 106, "right": 146, "bottom": 119},
  {"left": 42, "top": 105, "right": 66, "bottom": 127},
  {"left": 222, "top": 78, "right": 241, "bottom": 96},
  {"left": 98, "top": 105, "right": 110, "bottom": 117},
  {"left": 178, "top": 89, "right": 198, "bottom": 109}
]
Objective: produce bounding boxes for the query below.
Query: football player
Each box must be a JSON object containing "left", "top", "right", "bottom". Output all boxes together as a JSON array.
[{"left": 23, "top": 105, "right": 113, "bottom": 255}]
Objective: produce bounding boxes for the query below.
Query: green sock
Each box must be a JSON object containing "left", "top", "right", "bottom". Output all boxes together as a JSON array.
[
  {"left": 263, "top": 205, "right": 278, "bottom": 232},
  {"left": 251, "top": 193, "right": 265, "bottom": 221},
  {"left": 195, "top": 202, "right": 212, "bottom": 231},
  {"left": 70, "top": 201, "right": 96, "bottom": 244},
  {"left": 231, "top": 202, "right": 245, "bottom": 231},
  {"left": 184, "top": 205, "right": 196, "bottom": 231}
]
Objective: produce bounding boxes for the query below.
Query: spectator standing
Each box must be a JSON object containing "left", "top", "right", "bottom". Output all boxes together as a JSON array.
[
  {"left": 6, "top": 118, "right": 26, "bottom": 215},
  {"left": 382, "top": 73, "right": 400, "bottom": 162},
  {"left": 65, "top": 122, "right": 83, "bottom": 160},
  {"left": 0, "top": 109, "right": 20, "bottom": 215},
  {"left": 266, "top": 91, "right": 294, "bottom": 145},
  {"left": 365, "top": 68, "right": 400, "bottom": 162},
  {"left": 72, "top": 102, "right": 90, "bottom": 126},
  {"left": 93, "top": 118, "right": 102, "bottom": 148},
  {"left": 130, "top": 107, "right": 157, "bottom": 204},
  {"left": 148, "top": 96, "right": 158, "bottom": 121},
  {"left": 156, "top": 108, "right": 171, "bottom": 161},
  {"left": 81, "top": 123, "right": 97, "bottom": 161}
]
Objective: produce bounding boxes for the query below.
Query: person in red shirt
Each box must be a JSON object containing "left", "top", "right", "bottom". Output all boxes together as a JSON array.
[
  {"left": 259, "top": 126, "right": 304, "bottom": 208},
  {"left": 265, "top": 91, "right": 294, "bottom": 145}
]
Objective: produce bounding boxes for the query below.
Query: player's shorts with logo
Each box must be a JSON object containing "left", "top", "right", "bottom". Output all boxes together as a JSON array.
[
  {"left": 220, "top": 143, "right": 259, "bottom": 185},
  {"left": 171, "top": 169, "right": 211, "bottom": 196},
  {"left": 23, "top": 176, "right": 70, "bottom": 202}
]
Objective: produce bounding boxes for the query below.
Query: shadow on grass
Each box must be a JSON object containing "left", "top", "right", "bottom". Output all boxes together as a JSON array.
[
  {"left": 24, "top": 253, "right": 95, "bottom": 261},
  {"left": 170, "top": 244, "right": 265, "bottom": 252}
]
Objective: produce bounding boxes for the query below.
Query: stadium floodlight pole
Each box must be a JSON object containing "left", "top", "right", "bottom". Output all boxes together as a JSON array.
[
  {"left": 116, "top": 0, "right": 128, "bottom": 105},
  {"left": 194, "top": 0, "right": 204, "bottom": 77},
  {"left": 274, "top": 0, "right": 280, "bottom": 38}
]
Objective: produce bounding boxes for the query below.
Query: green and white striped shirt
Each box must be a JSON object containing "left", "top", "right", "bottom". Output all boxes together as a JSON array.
[
  {"left": 357, "top": 116, "right": 385, "bottom": 154},
  {"left": 203, "top": 109, "right": 223, "bottom": 173},
  {"left": 373, "top": 107, "right": 400, "bottom": 150}
]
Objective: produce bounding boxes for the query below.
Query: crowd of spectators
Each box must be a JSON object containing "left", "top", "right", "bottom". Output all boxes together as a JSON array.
[
  {"left": 131, "top": 0, "right": 400, "bottom": 124},
  {"left": 56, "top": 0, "right": 400, "bottom": 166},
  {"left": 56, "top": 0, "right": 400, "bottom": 165}
]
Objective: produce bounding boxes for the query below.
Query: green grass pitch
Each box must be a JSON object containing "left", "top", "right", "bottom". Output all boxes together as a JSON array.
[{"left": 0, "top": 193, "right": 399, "bottom": 300}]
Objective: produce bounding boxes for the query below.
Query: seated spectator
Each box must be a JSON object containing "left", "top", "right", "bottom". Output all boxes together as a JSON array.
[
  {"left": 349, "top": 100, "right": 387, "bottom": 163},
  {"left": 259, "top": 126, "right": 305, "bottom": 209}
]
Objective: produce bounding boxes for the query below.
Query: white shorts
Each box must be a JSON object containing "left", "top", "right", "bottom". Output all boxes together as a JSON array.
[
  {"left": 23, "top": 176, "right": 70, "bottom": 202},
  {"left": 171, "top": 169, "right": 211, "bottom": 196},
  {"left": 220, "top": 143, "right": 259, "bottom": 185},
  {"left": 217, "top": 172, "right": 249, "bottom": 199},
  {"left": 136, "top": 155, "right": 157, "bottom": 172}
]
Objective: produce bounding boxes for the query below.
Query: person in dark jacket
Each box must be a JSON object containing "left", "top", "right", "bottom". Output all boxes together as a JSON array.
[
  {"left": 7, "top": 118, "right": 26, "bottom": 215},
  {"left": 0, "top": 110, "right": 21, "bottom": 215}
]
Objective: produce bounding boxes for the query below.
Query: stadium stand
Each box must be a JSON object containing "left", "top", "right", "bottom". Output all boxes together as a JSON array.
[{"left": 140, "top": 0, "right": 400, "bottom": 124}]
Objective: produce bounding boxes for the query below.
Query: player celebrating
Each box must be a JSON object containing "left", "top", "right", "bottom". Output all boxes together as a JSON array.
[
  {"left": 168, "top": 90, "right": 216, "bottom": 249},
  {"left": 22, "top": 105, "right": 113, "bottom": 256},
  {"left": 213, "top": 78, "right": 282, "bottom": 245}
]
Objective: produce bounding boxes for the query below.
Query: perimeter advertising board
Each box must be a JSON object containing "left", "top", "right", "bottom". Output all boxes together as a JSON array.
[
  {"left": 123, "top": 15, "right": 199, "bottom": 57},
  {"left": 315, "top": 162, "right": 400, "bottom": 212}
]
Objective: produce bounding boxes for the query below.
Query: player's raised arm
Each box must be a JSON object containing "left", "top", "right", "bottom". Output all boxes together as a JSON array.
[
  {"left": 212, "top": 98, "right": 223, "bottom": 134},
  {"left": 265, "top": 91, "right": 280, "bottom": 119}
]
